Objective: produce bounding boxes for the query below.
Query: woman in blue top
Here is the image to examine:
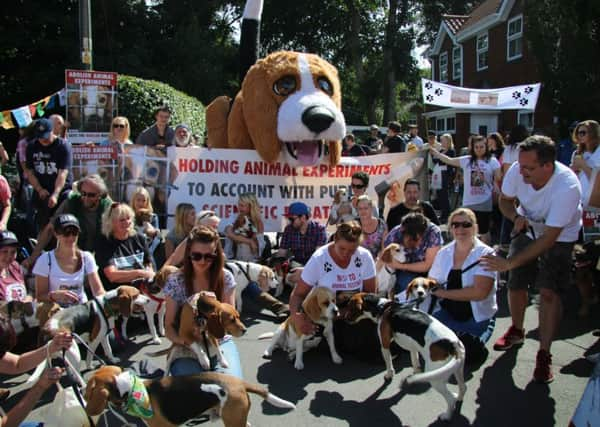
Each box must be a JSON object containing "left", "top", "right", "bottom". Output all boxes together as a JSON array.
[{"left": 383, "top": 211, "right": 443, "bottom": 294}]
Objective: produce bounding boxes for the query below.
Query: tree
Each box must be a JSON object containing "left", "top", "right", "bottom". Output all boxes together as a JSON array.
[{"left": 525, "top": 0, "right": 600, "bottom": 130}]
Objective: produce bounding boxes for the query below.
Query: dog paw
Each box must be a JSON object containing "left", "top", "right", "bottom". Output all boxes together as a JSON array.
[
  {"left": 294, "top": 361, "right": 304, "bottom": 370},
  {"left": 384, "top": 372, "right": 394, "bottom": 381},
  {"left": 413, "top": 367, "right": 423, "bottom": 374},
  {"left": 199, "top": 356, "right": 211, "bottom": 370},
  {"left": 150, "top": 337, "right": 162, "bottom": 345},
  {"left": 219, "top": 358, "right": 229, "bottom": 369},
  {"left": 332, "top": 354, "right": 343, "bottom": 364},
  {"left": 107, "top": 356, "right": 120, "bottom": 364}
]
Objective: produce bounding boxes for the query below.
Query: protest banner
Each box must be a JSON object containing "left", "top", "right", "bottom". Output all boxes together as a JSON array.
[
  {"left": 421, "top": 78, "right": 541, "bottom": 111},
  {"left": 167, "top": 147, "right": 427, "bottom": 231},
  {"left": 65, "top": 70, "right": 118, "bottom": 144},
  {"left": 71, "top": 144, "right": 119, "bottom": 197}
]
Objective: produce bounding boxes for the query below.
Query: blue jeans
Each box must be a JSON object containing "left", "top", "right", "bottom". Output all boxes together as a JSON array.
[
  {"left": 433, "top": 308, "right": 496, "bottom": 344},
  {"left": 169, "top": 336, "right": 242, "bottom": 378}
]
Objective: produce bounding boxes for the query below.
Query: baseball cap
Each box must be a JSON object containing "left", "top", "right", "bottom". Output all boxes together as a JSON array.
[
  {"left": 53, "top": 214, "right": 81, "bottom": 233},
  {"left": 175, "top": 124, "right": 190, "bottom": 132},
  {"left": 34, "top": 118, "right": 53, "bottom": 139},
  {"left": 370, "top": 124, "right": 379, "bottom": 131},
  {"left": 286, "top": 202, "right": 310, "bottom": 217},
  {"left": 0, "top": 231, "right": 18, "bottom": 248}
]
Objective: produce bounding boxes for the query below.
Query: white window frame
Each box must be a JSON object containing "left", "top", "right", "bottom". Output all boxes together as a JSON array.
[
  {"left": 518, "top": 110, "right": 534, "bottom": 131},
  {"left": 507, "top": 15, "right": 523, "bottom": 61},
  {"left": 476, "top": 33, "right": 488, "bottom": 71},
  {"left": 439, "top": 52, "right": 448, "bottom": 82},
  {"left": 452, "top": 46, "right": 462, "bottom": 80}
]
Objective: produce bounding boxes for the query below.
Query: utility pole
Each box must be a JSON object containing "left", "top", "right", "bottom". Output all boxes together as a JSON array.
[{"left": 79, "top": 0, "right": 93, "bottom": 70}]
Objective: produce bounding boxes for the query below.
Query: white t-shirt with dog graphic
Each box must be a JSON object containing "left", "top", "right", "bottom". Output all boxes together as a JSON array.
[
  {"left": 459, "top": 156, "right": 501, "bottom": 209},
  {"left": 301, "top": 243, "right": 376, "bottom": 292}
]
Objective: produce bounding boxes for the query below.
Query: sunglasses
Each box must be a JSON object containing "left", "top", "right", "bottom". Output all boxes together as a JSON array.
[
  {"left": 577, "top": 130, "right": 588, "bottom": 137},
  {"left": 450, "top": 221, "right": 473, "bottom": 229},
  {"left": 189, "top": 252, "right": 217, "bottom": 262},
  {"left": 80, "top": 191, "right": 99, "bottom": 198},
  {"left": 351, "top": 183, "right": 366, "bottom": 189},
  {"left": 60, "top": 227, "right": 80, "bottom": 237},
  {"left": 113, "top": 123, "right": 126, "bottom": 129}
]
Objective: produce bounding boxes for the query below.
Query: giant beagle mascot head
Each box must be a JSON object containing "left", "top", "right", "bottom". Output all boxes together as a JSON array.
[{"left": 206, "top": 0, "right": 344, "bottom": 166}]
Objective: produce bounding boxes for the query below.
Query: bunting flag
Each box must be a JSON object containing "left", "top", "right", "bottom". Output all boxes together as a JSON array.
[
  {"left": 46, "top": 94, "right": 57, "bottom": 110},
  {"left": 421, "top": 78, "right": 541, "bottom": 110},
  {"left": 0, "top": 111, "right": 15, "bottom": 129},
  {"left": 11, "top": 106, "right": 32, "bottom": 128}
]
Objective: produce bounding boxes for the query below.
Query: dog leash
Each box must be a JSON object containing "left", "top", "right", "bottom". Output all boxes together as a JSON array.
[{"left": 71, "top": 332, "right": 108, "bottom": 366}]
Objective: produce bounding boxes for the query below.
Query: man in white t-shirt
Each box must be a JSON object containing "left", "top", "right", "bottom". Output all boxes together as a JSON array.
[{"left": 481, "top": 135, "right": 582, "bottom": 384}]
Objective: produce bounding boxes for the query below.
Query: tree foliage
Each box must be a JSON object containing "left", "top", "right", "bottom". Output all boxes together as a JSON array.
[{"left": 525, "top": 0, "right": 600, "bottom": 130}]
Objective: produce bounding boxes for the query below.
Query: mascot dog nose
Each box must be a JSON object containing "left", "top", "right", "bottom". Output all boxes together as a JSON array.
[{"left": 302, "top": 106, "right": 335, "bottom": 133}]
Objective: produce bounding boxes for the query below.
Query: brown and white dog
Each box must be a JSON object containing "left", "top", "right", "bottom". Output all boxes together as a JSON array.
[
  {"left": 262, "top": 286, "right": 341, "bottom": 370},
  {"left": 269, "top": 256, "right": 303, "bottom": 297},
  {"left": 345, "top": 292, "right": 466, "bottom": 421},
  {"left": 136, "top": 265, "right": 179, "bottom": 344},
  {"left": 224, "top": 260, "right": 279, "bottom": 312},
  {"left": 170, "top": 293, "right": 247, "bottom": 371},
  {"left": 206, "top": 0, "right": 344, "bottom": 166},
  {"left": 395, "top": 277, "right": 438, "bottom": 314},
  {"left": 0, "top": 300, "right": 60, "bottom": 338},
  {"left": 84, "top": 365, "right": 295, "bottom": 427},
  {"left": 376, "top": 243, "right": 406, "bottom": 298}
]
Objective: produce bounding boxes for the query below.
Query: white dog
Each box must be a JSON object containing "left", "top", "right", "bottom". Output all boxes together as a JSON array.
[{"left": 376, "top": 243, "right": 406, "bottom": 298}]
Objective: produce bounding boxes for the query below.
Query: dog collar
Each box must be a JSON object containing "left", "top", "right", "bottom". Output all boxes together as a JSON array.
[
  {"left": 140, "top": 282, "right": 165, "bottom": 311},
  {"left": 122, "top": 372, "right": 153, "bottom": 419}
]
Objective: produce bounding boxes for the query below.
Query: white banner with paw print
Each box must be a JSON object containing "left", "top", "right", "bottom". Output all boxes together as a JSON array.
[{"left": 421, "top": 78, "right": 541, "bottom": 110}]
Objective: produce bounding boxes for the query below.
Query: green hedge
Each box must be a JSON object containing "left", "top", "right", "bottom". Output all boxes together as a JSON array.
[{"left": 117, "top": 75, "right": 205, "bottom": 139}]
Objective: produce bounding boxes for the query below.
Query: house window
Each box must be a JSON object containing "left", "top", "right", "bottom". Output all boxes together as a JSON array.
[
  {"left": 518, "top": 110, "right": 534, "bottom": 131},
  {"left": 439, "top": 52, "right": 448, "bottom": 82},
  {"left": 452, "top": 46, "right": 462, "bottom": 80},
  {"left": 446, "top": 117, "right": 456, "bottom": 132},
  {"left": 436, "top": 118, "right": 445, "bottom": 131},
  {"left": 507, "top": 15, "right": 523, "bottom": 61},
  {"left": 477, "top": 33, "right": 488, "bottom": 71},
  {"left": 434, "top": 115, "right": 456, "bottom": 133}
]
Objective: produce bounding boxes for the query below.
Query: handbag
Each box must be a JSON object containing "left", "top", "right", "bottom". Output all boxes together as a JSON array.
[
  {"left": 39, "top": 384, "right": 93, "bottom": 427},
  {"left": 431, "top": 163, "right": 443, "bottom": 190}
]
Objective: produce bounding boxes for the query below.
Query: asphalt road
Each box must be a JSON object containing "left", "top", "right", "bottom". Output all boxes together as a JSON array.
[{"left": 3, "top": 285, "right": 599, "bottom": 427}]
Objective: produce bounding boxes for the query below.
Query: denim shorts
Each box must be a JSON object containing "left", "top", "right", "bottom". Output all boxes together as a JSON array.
[{"left": 507, "top": 234, "right": 574, "bottom": 293}]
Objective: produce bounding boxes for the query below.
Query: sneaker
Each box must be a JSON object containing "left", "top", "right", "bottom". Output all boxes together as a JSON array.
[
  {"left": 533, "top": 349, "right": 554, "bottom": 383},
  {"left": 493, "top": 325, "right": 525, "bottom": 351}
]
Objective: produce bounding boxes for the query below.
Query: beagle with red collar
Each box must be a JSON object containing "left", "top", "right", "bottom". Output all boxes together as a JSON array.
[
  {"left": 345, "top": 292, "right": 466, "bottom": 421},
  {"left": 376, "top": 243, "right": 406, "bottom": 298},
  {"left": 224, "top": 260, "right": 279, "bottom": 312},
  {"left": 84, "top": 365, "right": 295, "bottom": 427},
  {"left": 171, "top": 293, "right": 247, "bottom": 371},
  {"left": 262, "top": 286, "right": 342, "bottom": 370}
]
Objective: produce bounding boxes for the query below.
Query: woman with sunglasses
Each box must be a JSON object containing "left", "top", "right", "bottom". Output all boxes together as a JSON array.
[
  {"left": 570, "top": 120, "right": 600, "bottom": 317},
  {"left": 34, "top": 214, "right": 105, "bottom": 307},
  {"left": 428, "top": 208, "right": 497, "bottom": 365},
  {"left": 164, "top": 203, "right": 196, "bottom": 259},
  {"left": 99, "top": 116, "right": 133, "bottom": 151},
  {"left": 290, "top": 221, "right": 377, "bottom": 354},
  {"left": 163, "top": 225, "right": 242, "bottom": 377},
  {"left": 431, "top": 135, "right": 501, "bottom": 244},
  {"left": 96, "top": 203, "right": 155, "bottom": 291},
  {"left": 383, "top": 211, "right": 443, "bottom": 294}
]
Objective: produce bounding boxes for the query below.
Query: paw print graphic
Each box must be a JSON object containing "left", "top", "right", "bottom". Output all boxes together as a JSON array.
[
  {"left": 434, "top": 88, "right": 443, "bottom": 96},
  {"left": 519, "top": 99, "right": 529, "bottom": 106},
  {"left": 512, "top": 91, "right": 521, "bottom": 99},
  {"left": 324, "top": 262, "right": 333, "bottom": 273},
  {"left": 354, "top": 257, "right": 362, "bottom": 268},
  {"left": 426, "top": 95, "right": 434, "bottom": 102},
  {"left": 524, "top": 86, "right": 533, "bottom": 94},
  {"left": 425, "top": 81, "right": 433, "bottom": 90}
]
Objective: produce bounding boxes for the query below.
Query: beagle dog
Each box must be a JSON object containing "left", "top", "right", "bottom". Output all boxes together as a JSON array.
[
  {"left": 136, "top": 265, "right": 178, "bottom": 344},
  {"left": 395, "top": 277, "right": 439, "bottom": 314},
  {"left": 224, "top": 260, "right": 279, "bottom": 312},
  {"left": 206, "top": 0, "right": 344, "bottom": 166},
  {"left": 345, "top": 293, "right": 466, "bottom": 421},
  {"left": 262, "top": 286, "right": 342, "bottom": 370},
  {"left": 268, "top": 256, "right": 303, "bottom": 297},
  {"left": 84, "top": 365, "right": 295, "bottom": 427},
  {"left": 43, "top": 285, "right": 150, "bottom": 369},
  {"left": 376, "top": 243, "right": 406, "bottom": 298},
  {"left": 0, "top": 300, "right": 60, "bottom": 337},
  {"left": 172, "top": 293, "right": 247, "bottom": 371}
]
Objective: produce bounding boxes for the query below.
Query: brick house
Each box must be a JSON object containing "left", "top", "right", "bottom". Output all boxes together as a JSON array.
[{"left": 424, "top": 0, "right": 554, "bottom": 149}]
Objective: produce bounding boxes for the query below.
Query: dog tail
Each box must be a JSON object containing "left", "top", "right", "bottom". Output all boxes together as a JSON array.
[
  {"left": 405, "top": 339, "right": 464, "bottom": 385},
  {"left": 244, "top": 382, "right": 296, "bottom": 410},
  {"left": 257, "top": 331, "right": 275, "bottom": 340}
]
